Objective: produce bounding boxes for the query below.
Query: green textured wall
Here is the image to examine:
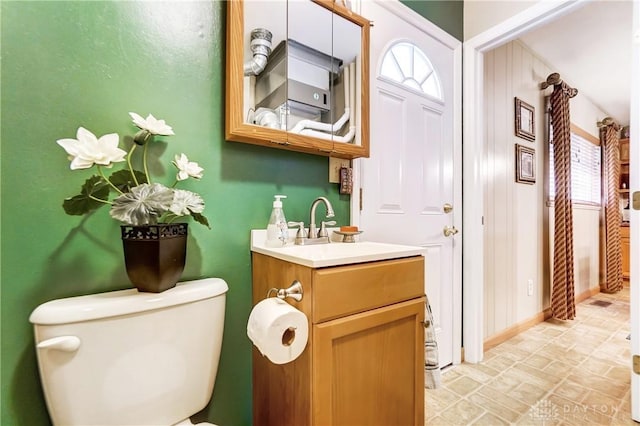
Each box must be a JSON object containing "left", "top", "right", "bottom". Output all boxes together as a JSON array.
[
  {"left": 0, "top": 2, "right": 349, "bottom": 425},
  {"left": 400, "top": 0, "right": 463, "bottom": 41},
  {"left": 0, "top": 1, "right": 462, "bottom": 425}
]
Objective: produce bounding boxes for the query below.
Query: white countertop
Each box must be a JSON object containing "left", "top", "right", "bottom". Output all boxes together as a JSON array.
[{"left": 250, "top": 229, "right": 425, "bottom": 268}]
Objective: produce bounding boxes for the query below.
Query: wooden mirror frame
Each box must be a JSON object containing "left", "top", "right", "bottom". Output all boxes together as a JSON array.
[{"left": 225, "top": 0, "right": 370, "bottom": 159}]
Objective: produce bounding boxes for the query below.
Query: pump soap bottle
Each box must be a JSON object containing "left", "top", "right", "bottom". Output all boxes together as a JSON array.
[{"left": 266, "top": 195, "right": 289, "bottom": 247}]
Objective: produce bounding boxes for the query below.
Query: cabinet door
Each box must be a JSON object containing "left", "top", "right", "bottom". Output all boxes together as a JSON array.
[
  {"left": 622, "top": 227, "right": 630, "bottom": 279},
  {"left": 312, "top": 298, "right": 425, "bottom": 425}
]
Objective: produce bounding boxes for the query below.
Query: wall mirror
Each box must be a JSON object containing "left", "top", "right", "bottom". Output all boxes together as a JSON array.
[{"left": 225, "top": 0, "right": 370, "bottom": 159}]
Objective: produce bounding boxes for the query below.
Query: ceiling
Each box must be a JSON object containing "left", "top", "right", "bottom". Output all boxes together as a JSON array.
[{"left": 518, "top": 0, "right": 633, "bottom": 126}]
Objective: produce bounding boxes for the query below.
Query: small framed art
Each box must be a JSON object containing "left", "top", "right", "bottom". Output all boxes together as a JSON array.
[
  {"left": 515, "top": 144, "right": 535, "bottom": 184},
  {"left": 515, "top": 97, "right": 535, "bottom": 141}
]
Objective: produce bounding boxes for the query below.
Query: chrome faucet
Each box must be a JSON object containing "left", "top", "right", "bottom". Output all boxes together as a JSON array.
[{"left": 308, "top": 197, "right": 335, "bottom": 239}]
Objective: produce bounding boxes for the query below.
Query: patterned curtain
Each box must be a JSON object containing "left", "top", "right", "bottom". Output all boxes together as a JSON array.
[
  {"left": 546, "top": 74, "right": 578, "bottom": 320},
  {"left": 600, "top": 118, "right": 623, "bottom": 293}
]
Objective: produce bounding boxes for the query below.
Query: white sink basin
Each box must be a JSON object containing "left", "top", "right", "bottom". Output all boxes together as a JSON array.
[{"left": 251, "top": 230, "right": 424, "bottom": 268}]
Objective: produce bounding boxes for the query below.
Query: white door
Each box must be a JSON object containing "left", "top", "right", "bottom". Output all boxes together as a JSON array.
[
  {"left": 630, "top": 0, "right": 639, "bottom": 420},
  {"left": 356, "top": 0, "right": 462, "bottom": 367}
]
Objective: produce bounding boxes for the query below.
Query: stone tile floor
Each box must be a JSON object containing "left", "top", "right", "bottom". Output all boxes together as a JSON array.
[{"left": 426, "top": 287, "right": 634, "bottom": 425}]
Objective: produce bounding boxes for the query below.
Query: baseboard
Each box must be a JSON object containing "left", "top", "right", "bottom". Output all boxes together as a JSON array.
[
  {"left": 482, "top": 286, "right": 600, "bottom": 352},
  {"left": 576, "top": 286, "right": 600, "bottom": 303},
  {"left": 483, "top": 309, "right": 552, "bottom": 352}
]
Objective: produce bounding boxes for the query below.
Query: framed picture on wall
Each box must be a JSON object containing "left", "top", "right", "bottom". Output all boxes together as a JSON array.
[
  {"left": 515, "top": 144, "right": 535, "bottom": 184},
  {"left": 515, "top": 97, "right": 535, "bottom": 141}
]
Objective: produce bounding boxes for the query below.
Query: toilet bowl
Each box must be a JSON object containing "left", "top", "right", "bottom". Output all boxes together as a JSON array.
[{"left": 29, "top": 278, "right": 228, "bottom": 426}]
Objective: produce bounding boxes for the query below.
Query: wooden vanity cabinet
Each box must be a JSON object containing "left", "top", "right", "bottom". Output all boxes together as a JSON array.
[{"left": 251, "top": 253, "right": 425, "bottom": 426}]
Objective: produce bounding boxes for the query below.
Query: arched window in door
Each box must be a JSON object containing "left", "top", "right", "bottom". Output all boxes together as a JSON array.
[{"left": 379, "top": 41, "right": 443, "bottom": 101}]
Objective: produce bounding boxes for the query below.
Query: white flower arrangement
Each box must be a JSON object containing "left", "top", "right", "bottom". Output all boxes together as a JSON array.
[{"left": 57, "top": 112, "right": 210, "bottom": 228}]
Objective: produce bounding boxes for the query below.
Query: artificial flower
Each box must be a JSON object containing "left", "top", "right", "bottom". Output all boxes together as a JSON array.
[
  {"left": 129, "top": 112, "right": 174, "bottom": 136},
  {"left": 170, "top": 189, "right": 205, "bottom": 216},
  {"left": 57, "top": 113, "right": 210, "bottom": 229},
  {"left": 57, "top": 127, "right": 127, "bottom": 170},
  {"left": 110, "top": 183, "right": 174, "bottom": 226},
  {"left": 173, "top": 153, "right": 204, "bottom": 181}
]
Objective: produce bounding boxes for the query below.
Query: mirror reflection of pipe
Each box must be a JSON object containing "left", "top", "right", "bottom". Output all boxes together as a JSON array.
[
  {"left": 349, "top": 61, "right": 355, "bottom": 132},
  {"left": 243, "top": 28, "right": 272, "bottom": 76},
  {"left": 290, "top": 109, "right": 350, "bottom": 134},
  {"left": 254, "top": 107, "right": 280, "bottom": 129},
  {"left": 300, "top": 126, "right": 356, "bottom": 143},
  {"left": 290, "top": 62, "right": 356, "bottom": 143}
]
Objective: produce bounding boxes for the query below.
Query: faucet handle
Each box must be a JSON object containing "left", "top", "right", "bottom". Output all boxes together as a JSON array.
[
  {"left": 318, "top": 220, "right": 337, "bottom": 238},
  {"left": 288, "top": 221, "right": 307, "bottom": 243}
]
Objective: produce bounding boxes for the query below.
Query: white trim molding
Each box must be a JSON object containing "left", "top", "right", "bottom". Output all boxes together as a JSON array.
[
  {"left": 629, "top": 1, "right": 640, "bottom": 421},
  {"left": 462, "top": 0, "right": 589, "bottom": 364}
]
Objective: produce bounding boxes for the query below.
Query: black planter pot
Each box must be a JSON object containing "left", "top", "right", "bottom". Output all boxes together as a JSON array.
[{"left": 120, "top": 223, "right": 188, "bottom": 293}]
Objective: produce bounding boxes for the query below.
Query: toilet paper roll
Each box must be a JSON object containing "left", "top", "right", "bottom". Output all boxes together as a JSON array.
[{"left": 247, "top": 297, "right": 309, "bottom": 364}]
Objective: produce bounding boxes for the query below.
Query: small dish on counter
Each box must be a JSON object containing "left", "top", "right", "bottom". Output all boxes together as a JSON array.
[{"left": 333, "top": 230, "right": 363, "bottom": 243}]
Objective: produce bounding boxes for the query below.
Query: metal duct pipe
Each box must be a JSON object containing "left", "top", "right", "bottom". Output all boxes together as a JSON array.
[{"left": 243, "top": 28, "right": 272, "bottom": 76}]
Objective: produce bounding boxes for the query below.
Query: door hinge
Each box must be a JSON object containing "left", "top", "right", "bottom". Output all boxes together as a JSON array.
[
  {"left": 634, "top": 354, "right": 640, "bottom": 375},
  {"left": 359, "top": 188, "right": 363, "bottom": 211}
]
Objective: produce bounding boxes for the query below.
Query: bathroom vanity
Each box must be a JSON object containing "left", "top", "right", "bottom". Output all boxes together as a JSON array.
[{"left": 251, "top": 233, "right": 425, "bottom": 425}]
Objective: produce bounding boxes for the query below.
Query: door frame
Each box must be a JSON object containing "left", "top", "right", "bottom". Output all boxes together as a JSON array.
[
  {"left": 462, "top": 0, "right": 594, "bottom": 363},
  {"left": 350, "top": 0, "right": 463, "bottom": 365},
  {"left": 463, "top": 0, "right": 639, "bottom": 363},
  {"left": 466, "top": 0, "right": 640, "bottom": 419}
]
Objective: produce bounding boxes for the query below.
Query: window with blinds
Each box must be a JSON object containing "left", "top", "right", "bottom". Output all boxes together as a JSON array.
[{"left": 549, "top": 127, "right": 601, "bottom": 205}]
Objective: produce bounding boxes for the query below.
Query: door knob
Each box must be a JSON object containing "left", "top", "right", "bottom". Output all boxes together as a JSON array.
[
  {"left": 443, "top": 203, "right": 453, "bottom": 213},
  {"left": 443, "top": 226, "right": 459, "bottom": 237}
]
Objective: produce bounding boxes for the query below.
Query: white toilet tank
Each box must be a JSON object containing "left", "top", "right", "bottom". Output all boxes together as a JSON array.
[{"left": 29, "top": 278, "right": 228, "bottom": 426}]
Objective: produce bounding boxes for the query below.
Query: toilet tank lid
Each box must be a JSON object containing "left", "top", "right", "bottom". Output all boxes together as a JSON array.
[{"left": 29, "top": 278, "right": 228, "bottom": 325}]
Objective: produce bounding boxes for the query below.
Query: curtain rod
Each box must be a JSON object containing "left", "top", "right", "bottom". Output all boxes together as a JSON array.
[
  {"left": 539, "top": 72, "right": 578, "bottom": 98},
  {"left": 597, "top": 116, "right": 619, "bottom": 129}
]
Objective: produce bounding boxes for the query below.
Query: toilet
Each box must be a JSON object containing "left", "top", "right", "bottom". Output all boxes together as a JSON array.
[{"left": 29, "top": 278, "right": 228, "bottom": 426}]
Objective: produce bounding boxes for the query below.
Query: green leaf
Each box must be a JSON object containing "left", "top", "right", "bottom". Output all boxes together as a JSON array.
[
  {"left": 109, "top": 169, "right": 147, "bottom": 192},
  {"left": 62, "top": 175, "right": 110, "bottom": 216},
  {"left": 190, "top": 211, "right": 211, "bottom": 229}
]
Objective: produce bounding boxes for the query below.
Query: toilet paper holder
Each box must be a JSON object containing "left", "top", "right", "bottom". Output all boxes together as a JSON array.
[{"left": 267, "top": 280, "right": 304, "bottom": 302}]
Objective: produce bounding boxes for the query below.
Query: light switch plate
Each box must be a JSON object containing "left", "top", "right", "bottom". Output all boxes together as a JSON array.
[{"left": 329, "top": 157, "right": 350, "bottom": 183}]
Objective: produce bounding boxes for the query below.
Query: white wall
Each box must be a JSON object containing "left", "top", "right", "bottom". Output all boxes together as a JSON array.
[
  {"left": 483, "top": 40, "right": 606, "bottom": 339},
  {"left": 464, "top": 0, "right": 538, "bottom": 40}
]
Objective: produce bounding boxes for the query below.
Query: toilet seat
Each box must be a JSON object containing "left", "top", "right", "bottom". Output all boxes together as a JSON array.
[{"left": 173, "top": 419, "right": 216, "bottom": 426}]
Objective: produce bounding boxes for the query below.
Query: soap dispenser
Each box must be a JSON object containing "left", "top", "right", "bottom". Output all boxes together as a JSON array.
[{"left": 266, "top": 195, "right": 289, "bottom": 247}]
